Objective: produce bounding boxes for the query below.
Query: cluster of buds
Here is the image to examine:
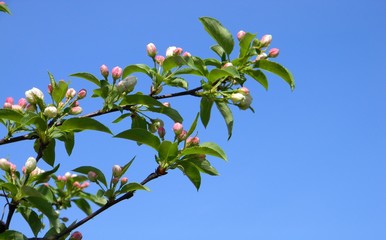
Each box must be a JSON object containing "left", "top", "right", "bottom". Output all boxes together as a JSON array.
[
  {"left": 256, "top": 34, "right": 280, "bottom": 60},
  {"left": 186, "top": 136, "right": 200, "bottom": 147},
  {"left": 2, "top": 97, "right": 28, "bottom": 112},
  {"left": 111, "top": 165, "right": 128, "bottom": 186},
  {"left": 56, "top": 172, "right": 89, "bottom": 190},
  {"left": 230, "top": 86, "right": 253, "bottom": 110},
  {"left": 149, "top": 118, "right": 166, "bottom": 139},
  {"left": 149, "top": 44, "right": 191, "bottom": 67},
  {"left": 173, "top": 122, "right": 187, "bottom": 141}
]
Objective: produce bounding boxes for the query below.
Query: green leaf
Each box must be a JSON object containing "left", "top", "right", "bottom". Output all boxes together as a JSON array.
[
  {"left": 70, "top": 72, "right": 101, "bottom": 87},
  {"left": 59, "top": 118, "right": 112, "bottom": 134},
  {"left": 254, "top": 59, "right": 295, "bottom": 90},
  {"left": 42, "top": 139, "right": 56, "bottom": 166},
  {"left": 191, "top": 57, "right": 208, "bottom": 76},
  {"left": 20, "top": 209, "right": 43, "bottom": 237},
  {"left": 162, "top": 56, "right": 187, "bottom": 73},
  {"left": 181, "top": 142, "right": 227, "bottom": 161},
  {"left": 120, "top": 157, "right": 135, "bottom": 178},
  {"left": 183, "top": 156, "right": 219, "bottom": 176},
  {"left": 131, "top": 115, "right": 148, "bottom": 130},
  {"left": 33, "top": 164, "right": 60, "bottom": 185},
  {"left": 25, "top": 195, "right": 60, "bottom": 230},
  {"left": 200, "top": 97, "right": 214, "bottom": 128},
  {"left": 115, "top": 128, "right": 161, "bottom": 150},
  {"left": 121, "top": 94, "right": 163, "bottom": 107},
  {"left": 244, "top": 69, "right": 268, "bottom": 90},
  {"left": 173, "top": 67, "right": 203, "bottom": 76},
  {"left": 72, "top": 198, "right": 92, "bottom": 215},
  {"left": 199, "top": 17, "right": 234, "bottom": 56},
  {"left": 22, "top": 115, "right": 47, "bottom": 131},
  {"left": 204, "top": 58, "right": 222, "bottom": 68},
  {"left": 122, "top": 64, "right": 151, "bottom": 79},
  {"left": 147, "top": 106, "right": 183, "bottom": 123},
  {"left": 73, "top": 166, "right": 108, "bottom": 187},
  {"left": 0, "top": 183, "right": 18, "bottom": 196},
  {"left": 207, "top": 66, "right": 239, "bottom": 84},
  {"left": 64, "top": 131, "right": 75, "bottom": 156},
  {"left": 0, "top": 4, "right": 11, "bottom": 15},
  {"left": 158, "top": 141, "right": 178, "bottom": 163},
  {"left": 239, "top": 32, "right": 256, "bottom": 58},
  {"left": 186, "top": 112, "right": 200, "bottom": 138},
  {"left": 210, "top": 45, "right": 226, "bottom": 60},
  {"left": 215, "top": 101, "right": 233, "bottom": 140},
  {"left": 178, "top": 161, "right": 201, "bottom": 190},
  {"left": 120, "top": 182, "right": 150, "bottom": 193},
  {"left": 0, "top": 231, "right": 28, "bottom": 240},
  {"left": 164, "top": 77, "right": 188, "bottom": 90},
  {"left": 51, "top": 80, "right": 68, "bottom": 105},
  {"left": 0, "top": 109, "right": 24, "bottom": 123}
]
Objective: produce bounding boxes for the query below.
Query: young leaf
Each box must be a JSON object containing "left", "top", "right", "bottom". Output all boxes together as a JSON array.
[
  {"left": 41, "top": 139, "right": 56, "bottom": 166},
  {"left": 120, "top": 182, "right": 150, "bottom": 193},
  {"left": 199, "top": 17, "right": 234, "bottom": 56},
  {"left": 122, "top": 64, "right": 152, "bottom": 79},
  {"left": 115, "top": 128, "right": 161, "bottom": 150},
  {"left": 147, "top": 106, "right": 183, "bottom": 123},
  {"left": 0, "top": 231, "right": 28, "bottom": 240},
  {"left": 162, "top": 56, "right": 187, "bottom": 73},
  {"left": 244, "top": 69, "right": 268, "bottom": 90},
  {"left": 59, "top": 118, "right": 112, "bottom": 134},
  {"left": 186, "top": 112, "right": 200, "bottom": 138},
  {"left": 0, "top": 4, "right": 11, "bottom": 14},
  {"left": 182, "top": 156, "right": 219, "bottom": 176},
  {"left": 20, "top": 209, "right": 43, "bottom": 237},
  {"left": 215, "top": 101, "right": 234, "bottom": 139},
  {"left": 200, "top": 97, "right": 214, "bottom": 128},
  {"left": 131, "top": 115, "right": 148, "bottom": 130},
  {"left": 73, "top": 166, "right": 108, "bottom": 187},
  {"left": 239, "top": 32, "right": 256, "bottom": 58},
  {"left": 25, "top": 196, "right": 60, "bottom": 230},
  {"left": 0, "top": 182, "right": 18, "bottom": 196},
  {"left": 178, "top": 161, "right": 201, "bottom": 190},
  {"left": 181, "top": 142, "right": 227, "bottom": 161},
  {"left": 72, "top": 198, "right": 92, "bottom": 215},
  {"left": 119, "top": 157, "right": 135, "bottom": 178},
  {"left": 210, "top": 45, "right": 226, "bottom": 60},
  {"left": 158, "top": 141, "right": 178, "bottom": 163},
  {"left": 52, "top": 80, "right": 68, "bottom": 105},
  {"left": 0, "top": 109, "right": 23, "bottom": 123},
  {"left": 254, "top": 59, "right": 295, "bottom": 90},
  {"left": 121, "top": 94, "right": 163, "bottom": 107},
  {"left": 70, "top": 72, "right": 101, "bottom": 87}
]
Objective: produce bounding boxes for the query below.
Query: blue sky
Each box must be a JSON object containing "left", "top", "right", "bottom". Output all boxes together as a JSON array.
[{"left": 1, "top": 0, "right": 386, "bottom": 239}]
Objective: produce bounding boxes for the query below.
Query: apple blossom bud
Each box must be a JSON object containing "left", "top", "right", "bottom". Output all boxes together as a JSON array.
[
  {"left": 238, "top": 94, "right": 253, "bottom": 110},
  {"left": 158, "top": 127, "right": 166, "bottom": 139},
  {"left": 173, "top": 122, "right": 183, "bottom": 135},
  {"left": 18, "top": 98, "right": 27, "bottom": 108},
  {"left": 3, "top": 102, "right": 12, "bottom": 109},
  {"left": 77, "top": 89, "right": 87, "bottom": 99},
  {"left": 146, "top": 43, "right": 157, "bottom": 58},
  {"left": 47, "top": 84, "right": 53, "bottom": 94},
  {"left": 222, "top": 62, "right": 233, "bottom": 68},
  {"left": 112, "top": 177, "right": 119, "bottom": 185},
  {"left": 0, "top": 2, "right": 5, "bottom": 5},
  {"left": 173, "top": 47, "right": 183, "bottom": 56},
  {"left": 255, "top": 52, "right": 267, "bottom": 61},
  {"left": 116, "top": 76, "right": 137, "bottom": 94},
  {"left": 162, "top": 102, "right": 170, "bottom": 107},
  {"left": 177, "top": 130, "right": 188, "bottom": 141},
  {"left": 44, "top": 106, "right": 58, "bottom": 118},
  {"left": 11, "top": 105, "right": 23, "bottom": 112},
  {"left": 73, "top": 181, "right": 81, "bottom": 189},
  {"left": 112, "top": 165, "right": 122, "bottom": 177},
  {"left": 186, "top": 136, "right": 200, "bottom": 147},
  {"left": 260, "top": 34, "right": 272, "bottom": 47},
  {"left": 65, "top": 172, "right": 72, "bottom": 179},
  {"left": 69, "top": 106, "right": 82, "bottom": 115},
  {"left": 69, "top": 231, "right": 83, "bottom": 240},
  {"left": 183, "top": 52, "right": 191, "bottom": 57},
  {"left": 87, "top": 171, "right": 98, "bottom": 182},
  {"left": 81, "top": 182, "right": 90, "bottom": 188},
  {"left": 268, "top": 48, "right": 280, "bottom": 58},
  {"left": 230, "top": 93, "right": 246, "bottom": 104},
  {"left": 100, "top": 64, "right": 109, "bottom": 78},
  {"left": 238, "top": 87, "right": 250, "bottom": 95},
  {"left": 166, "top": 46, "right": 177, "bottom": 57},
  {"left": 5, "top": 97, "right": 13, "bottom": 104},
  {"left": 0, "top": 158, "right": 10, "bottom": 171},
  {"left": 155, "top": 55, "right": 165, "bottom": 66},
  {"left": 66, "top": 88, "right": 76, "bottom": 99},
  {"left": 25, "top": 157, "right": 37, "bottom": 174},
  {"left": 121, "top": 177, "right": 128, "bottom": 185},
  {"left": 237, "top": 30, "right": 246, "bottom": 40},
  {"left": 111, "top": 66, "right": 123, "bottom": 80},
  {"left": 25, "top": 87, "right": 44, "bottom": 104}
]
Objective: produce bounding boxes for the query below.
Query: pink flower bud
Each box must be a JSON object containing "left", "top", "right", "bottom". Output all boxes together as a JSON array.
[
  {"left": 0, "top": 158, "right": 10, "bottom": 171},
  {"left": 255, "top": 52, "right": 267, "bottom": 61},
  {"left": 0, "top": 2, "right": 5, "bottom": 5},
  {"left": 87, "top": 171, "right": 98, "bottom": 182},
  {"left": 77, "top": 89, "right": 87, "bottom": 99},
  {"left": 48, "top": 84, "right": 53, "bottom": 94},
  {"left": 73, "top": 181, "right": 81, "bottom": 189},
  {"left": 112, "top": 177, "right": 119, "bottom": 185},
  {"left": 69, "top": 231, "right": 83, "bottom": 240},
  {"left": 30, "top": 167, "right": 45, "bottom": 176},
  {"left": 155, "top": 55, "right": 165, "bottom": 66},
  {"left": 100, "top": 64, "right": 109, "bottom": 78},
  {"left": 173, "top": 122, "right": 183, "bottom": 135},
  {"left": 162, "top": 102, "right": 170, "bottom": 107},
  {"left": 237, "top": 30, "right": 246, "bottom": 40},
  {"left": 222, "top": 62, "right": 233, "bottom": 68},
  {"left": 260, "top": 34, "right": 272, "bottom": 47},
  {"left": 173, "top": 47, "right": 183, "bottom": 56},
  {"left": 5, "top": 97, "right": 14, "bottom": 104},
  {"left": 112, "top": 165, "right": 122, "bottom": 177},
  {"left": 121, "top": 177, "right": 128, "bottom": 185},
  {"left": 10, "top": 163, "right": 16, "bottom": 173},
  {"left": 157, "top": 127, "right": 166, "bottom": 139},
  {"left": 111, "top": 66, "right": 123, "bottom": 80},
  {"left": 183, "top": 52, "right": 191, "bottom": 57},
  {"left": 18, "top": 98, "right": 27, "bottom": 108},
  {"left": 3, "top": 102, "right": 12, "bottom": 109},
  {"left": 11, "top": 105, "right": 23, "bottom": 112},
  {"left": 66, "top": 88, "right": 76, "bottom": 99},
  {"left": 81, "top": 182, "right": 90, "bottom": 188},
  {"left": 268, "top": 48, "right": 280, "bottom": 58},
  {"left": 44, "top": 106, "right": 58, "bottom": 118},
  {"left": 238, "top": 87, "right": 250, "bottom": 95},
  {"left": 69, "top": 106, "right": 82, "bottom": 115},
  {"left": 186, "top": 136, "right": 200, "bottom": 147},
  {"left": 72, "top": 101, "right": 79, "bottom": 107},
  {"left": 146, "top": 43, "right": 157, "bottom": 58},
  {"left": 177, "top": 130, "right": 188, "bottom": 141}
]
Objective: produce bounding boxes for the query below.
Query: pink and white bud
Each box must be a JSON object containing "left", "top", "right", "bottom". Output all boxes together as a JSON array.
[
  {"left": 0, "top": 2, "right": 5, "bottom": 5},
  {"left": 3, "top": 102, "right": 12, "bottom": 109},
  {"left": 112, "top": 177, "right": 119, "bottom": 185},
  {"left": 10, "top": 163, "right": 16, "bottom": 173},
  {"left": 24, "top": 157, "right": 37, "bottom": 174},
  {"left": 5, "top": 97, "right": 14, "bottom": 104},
  {"left": 0, "top": 158, "right": 10, "bottom": 171},
  {"left": 230, "top": 93, "right": 246, "bottom": 104},
  {"left": 69, "top": 106, "right": 83, "bottom": 115},
  {"left": 30, "top": 167, "right": 45, "bottom": 176},
  {"left": 69, "top": 230, "right": 83, "bottom": 239},
  {"left": 47, "top": 84, "right": 53, "bottom": 94},
  {"left": 100, "top": 64, "right": 109, "bottom": 78},
  {"left": 18, "top": 98, "right": 27, "bottom": 108},
  {"left": 222, "top": 62, "right": 233, "bottom": 68},
  {"left": 186, "top": 136, "right": 200, "bottom": 147},
  {"left": 158, "top": 127, "right": 166, "bottom": 139},
  {"left": 268, "top": 48, "right": 280, "bottom": 58},
  {"left": 238, "top": 87, "right": 250, "bottom": 95},
  {"left": 66, "top": 88, "right": 77, "bottom": 99},
  {"left": 238, "top": 94, "right": 253, "bottom": 110},
  {"left": 111, "top": 66, "right": 123, "bottom": 80},
  {"left": 112, "top": 165, "right": 122, "bottom": 177},
  {"left": 177, "top": 130, "right": 188, "bottom": 141},
  {"left": 64, "top": 172, "right": 72, "bottom": 179},
  {"left": 121, "top": 177, "right": 128, "bottom": 185},
  {"left": 173, "top": 47, "right": 183, "bottom": 56},
  {"left": 255, "top": 52, "right": 267, "bottom": 61},
  {"left": 77, "top": 89, "right": 87, "bottom": 99},
  {"left": 25, "top": 87, "right": 44, "bottom": 104},
  {"left": 146, "top": 43, "right": 157, "bottom": 58},
  {"left": 87, "top": 171, "right": 98, "bottom": 182},
  {"left": 43, "top": 106, "right": 58, "bottom": 118},
  {"left": 155, "top": 55, "right": 165, "bottom": 66},
  {"left": 81, "top": 182, "right": 90, "bottom": 188},
  {"left": 11, "top": 105, "right": 23, "bottom": 112},
  {"left": 73, "top": 181, "right": 81, "bottom": 189},
  {"left": 183, "top": 52, "right": 191, "bottom": 57},
  {"left": 162, "top": 102, "right": 170, "bottom": 107},
  {"left": 260, "top": 34, "right": 272, "bottom": 47},
  {"left": 172, "top": 122, "right": 183, "bottom": 135},
  {"left": 166, "top": 46, "right": 177, "bottom": 57},
  {"left": 237, "top": 30, "right": 246, "bottom": 40}
]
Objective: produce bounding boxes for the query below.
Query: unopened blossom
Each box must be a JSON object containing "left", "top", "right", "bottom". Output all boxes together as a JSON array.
[
  {"left": 177, "top": 130, "right": 188, "bottom": 141},
  {"left": 18, "top": 98, "right": 27, "bottom": 108},
  {"left": 100, "top": 64, "right": 109, "bottom": 78},
  {"left": 66, "top": 88, "right": 76, "bottom": 99},
  {"left": 183, "top": 52, "right": 191, "bottom": 57},
  {"left": 47, "top": 84, "right": 53, "bottom": 94},
  {"left": 44, "top": 106, "right": 58, "bottom": 118},
  {"left": 87, "top": 171, "right": 98, "bottom": 182},
  {"left": 81, "top": 182, "right": 90, "bottom": 188},
  {"left": 25, "top": 157, "right": 37, "bottom": 174},
  {"left": 260, "top": 34, "right": 272, "bottom": 47},
  {"left": 69, "top": 231, "right": 83, "bottom": 240},
  {"left": 230, "top": 93, "right": 246, "bottom": 104},
  {"left": 30, "top": 167, "right": 45, "bottom": 176},
  {"left": 173, "top": 122, "right": 183, "bottom": 135},
  {"left": 121, "top": 177, "right": 128, "bottom": 185},
  {"left": 3, "top": 102, "right": 12, "bottom": 109},
  {"left": 11, "top": 105, "right": 23, "bottom": 112},
  {"left": 238, "top": 94, "right": 253, "bottom": 110},
  {"left": 223, "top": 62, "right": 233, "bottom": 68},
  {"left": 158, "top": 126, "right": 166, "bottom": 139},
  {"left": 162, "top": 102, "right": 170, "bottom": 107},
  {"left": 5, "top": 97, "right": 13, "bottom": 104},
  {"left": 116, "top": 76, "right": 137, "bottom": 93},
  {"left": 25, "top": 87, "right": 44, "bottom": 104},
  {"left": 111, "top": 66, "right": 123, "bottom": 80},
  {"left": 255, "top": 52, "right": 267, "bottom": 61},
  {"left": 186, "top": 136, "right": 200, "bottom": 147},
  {"left": 77, "top": 89, "right": 87, "bottom": 99},
  {"left": 173, "top": 47, "right": 183, "bottom": 56},
  {"left": 155, "top": 55, "right": 165, "bottom": 65},
  {"left": 0, "top": 158, "right": 10, "bottom": 171},
  {"left": 238, "top": 86, "right": 250, "bottom": 95},
  {"left": 73, "top": 181, "right": 81, "bottom": 189},
  {"left": 166, "top": 46, "right": 177, "bottom": 57},
  {"left": 268, "top": 48, "right": 280, "bottom": 58},
  {"left": 112, "top": 177, "right": 119, "bottom": 185},
  {"left": 69, "top": 106, "right": 82, "bottom": 115},
  {"left": 146, "top": 43, "right": 157, "bottom": 57},
  {"left": 112, "top": 165, "right": 122, "bottom": 177},
  {"left": 237, "top": 30, "right": 246, "bottom": 40}
]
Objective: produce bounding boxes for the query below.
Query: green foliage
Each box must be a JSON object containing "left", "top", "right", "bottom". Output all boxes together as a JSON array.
[{"left": 199, "top": 17, "right": 234, "bottom": 56}]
